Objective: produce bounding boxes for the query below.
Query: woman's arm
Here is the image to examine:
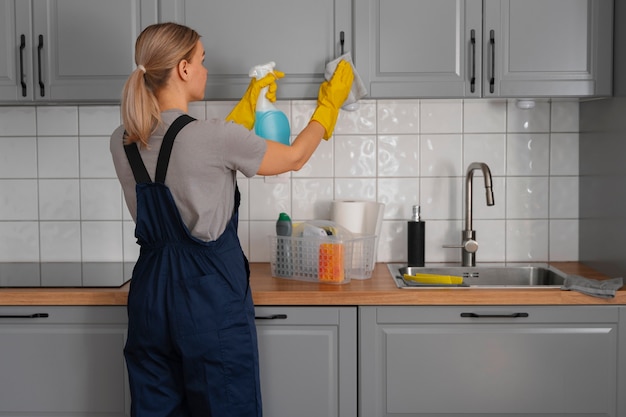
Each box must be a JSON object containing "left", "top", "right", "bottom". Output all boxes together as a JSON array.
[
  {"left": 256, "top": 60, "right": 354, "bottom": 176},
  {"left": 256, "top": 121, "right": 325, "bottom": 175}
]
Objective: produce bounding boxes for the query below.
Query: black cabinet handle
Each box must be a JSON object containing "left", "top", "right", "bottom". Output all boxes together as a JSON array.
[
  {"left": 340, "top": 31, "right": 345, "bottom": 56},
  {"left": 0, "top": 313, "right": 49, "bottom": 319},
  {"left": 37, "top": 35, "right": 45, "bottom": 97},
  {"left": 255, "top": 314, "right": 288, "bottom": 320},
  {"left": 19, "top": 34, "right": 27, "bottom": 97},
  {"left": 489, "top": 30, "right": 495, "bottom": 93},
  {"left": 470, "top": 29, "right": 476, "bottom": 93},
  {"left": 461, "top": 312, "right": 529, "bottom": 318}
]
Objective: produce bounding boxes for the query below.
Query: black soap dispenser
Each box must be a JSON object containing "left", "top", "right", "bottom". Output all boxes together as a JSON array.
[{"left": 407, "top": 205, "right": 425, "bottom": 267}]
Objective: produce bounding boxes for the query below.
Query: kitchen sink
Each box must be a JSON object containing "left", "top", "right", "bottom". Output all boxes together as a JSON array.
[{"left": 387, "top": 263, "right": 568, "bottom": 288}]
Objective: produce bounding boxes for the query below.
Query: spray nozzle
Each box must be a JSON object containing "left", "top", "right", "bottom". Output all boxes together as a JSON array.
[{"left": 249, "top": 61, "right": 276, "bottom": 80}]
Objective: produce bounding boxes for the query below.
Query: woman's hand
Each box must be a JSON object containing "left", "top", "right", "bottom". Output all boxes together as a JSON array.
[{"left": 225, "top": 70, "right": 285, "bottom": 129}]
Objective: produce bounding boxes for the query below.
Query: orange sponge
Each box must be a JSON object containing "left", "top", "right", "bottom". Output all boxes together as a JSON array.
[{"left": 318, "top": 243, "right": 344, "bottom": 282}]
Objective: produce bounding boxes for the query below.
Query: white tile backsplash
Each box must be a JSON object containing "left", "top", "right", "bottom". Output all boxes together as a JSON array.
[
  {"left": 0, "top": 137, "right": 38, "bottom": 178},
  {"left": 39, "top": 179, "right": 80, "bottom": 220},
  {"left": 37, "top": 106, "right": 78, "bottom": 135},
  {"left": 0, "top": 221, "right": 40, "bottom": 262},
  {"left": 420, "top": 100, "right": 463, "bottom": 133},
  {"left": 334, "top": 135, "right": 377, "bottom": 177},
  {"left": 463, "top": 100, "right": 507, "bottom": 133},
  {"left": 292, "top": 178, "right": 334, "bottom": 220},
  {"left": 377, "top": 134, "right": 420, "bottom": 177},
  {"left": 506, "top": 177, "right": 550, "bottom": 219},
  {"left": 0, "top": 179, "right": 39, "bottom": 220},
  {"left": 0, "top": 107, "right": 36, "bottom": 136},
  {"left": 0, "top": 99, "right": 580, "bottom": 266},
  {"left": 506, "top": 133, "right": 550, "bottom": 175},
  {"left": 78, "top": 106, "right": 120, "bottom": 135},
  {"left": 37, "top": 137, "right": 80, "bottom": 178},
  {"left": 506, "top": 219, "right": 549, "bottom": 261},
  {"left": 377, "top": 100, "right": 420, "bottom": 134},
  {"left": 79, "top": 136, "right": 117, "bottom": 178},
  {"left": 39, "top": 221, "right": 81, "bottom": 262},
  {"left": 420, "top": 134, "right": 463, "bottom": 177},
  {"left": 550, "top": 101, "right": 579, "bottom": 132},
  {"left": 80, "top": 179, "right": 123, "bottom": 220},
  {"left": 463, "top": 133, "right": 506, "bottom": 176},
  {"left": 550, "top": 133, "right": 579, "bottom": 175}
]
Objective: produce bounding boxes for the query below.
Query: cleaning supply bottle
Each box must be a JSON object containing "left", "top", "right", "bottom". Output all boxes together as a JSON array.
[
  {"left": 249, "top": 62, "right": 291, "bottom": 146},
  {"left": 407, "top": 205, "right": 425, "bottom": 267},
  {"left": 275, "top": 212, "right": 293, "bottom": 277}
]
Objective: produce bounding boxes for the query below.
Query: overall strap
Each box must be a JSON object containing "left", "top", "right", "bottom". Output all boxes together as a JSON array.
[
  {"left": 123, "top": 136, "right": 151, "bottom": 184},
  {"left": 155, "top": 114, "right": 196, "bottom": 184},
  {"left": 123, "top": 114, "right": 196, "bottom": 184}
]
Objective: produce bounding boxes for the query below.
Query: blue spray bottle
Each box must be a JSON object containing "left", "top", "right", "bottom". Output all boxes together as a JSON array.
[{"left": 249, "top": 62, "right": 291, "bottom": 146}]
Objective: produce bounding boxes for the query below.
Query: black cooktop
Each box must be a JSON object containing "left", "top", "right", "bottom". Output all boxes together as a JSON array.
[{"left": 0, "top": 262, "right": 135, "bottom": 288}]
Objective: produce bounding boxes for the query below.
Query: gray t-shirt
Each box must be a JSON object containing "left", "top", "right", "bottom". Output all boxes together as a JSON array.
[{"left": 110, "top": 109, "right": 267, "bottom": 241}]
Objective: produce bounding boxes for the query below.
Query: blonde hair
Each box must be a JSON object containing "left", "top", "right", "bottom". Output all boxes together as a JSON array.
[{"left": 121, "top": 23, "right": 200, "bottom": 147}]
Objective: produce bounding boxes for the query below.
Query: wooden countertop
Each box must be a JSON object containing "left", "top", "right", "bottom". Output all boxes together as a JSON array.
[{"left": 0, "top": 262, "right": 623, "bottom": 306}]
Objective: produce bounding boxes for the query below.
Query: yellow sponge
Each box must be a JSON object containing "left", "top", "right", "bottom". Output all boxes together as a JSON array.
[
  {"left": 403, "top": 273, "right": 463, "bottom": 285},
  {"left": 319, "top": 243, "right": 344, "bottom": 282}
]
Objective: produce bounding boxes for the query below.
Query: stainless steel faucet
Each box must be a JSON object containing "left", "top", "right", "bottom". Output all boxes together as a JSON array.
[{"left": 445, "top": 162, "right": 495, "bottom": 266}]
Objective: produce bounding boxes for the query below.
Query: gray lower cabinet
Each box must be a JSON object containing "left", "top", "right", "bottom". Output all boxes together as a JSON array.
[
  {"left": 616, "top": 307, "right": 626, "bottom": 417},
  {"left": 255, "top": 306, "right": 357, "bottom": 417},
  {"left": 0, "top": 306, "right": 129, "bottom": 416},
  {"left": 359, "top": 306, "right": 619, "bottom": 417}
]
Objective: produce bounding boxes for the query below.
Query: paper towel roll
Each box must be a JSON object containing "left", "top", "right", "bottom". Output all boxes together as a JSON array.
[
  {"left": 330, "top": 201, "right": 369, "bottom": 234},
  {"left": 331, "top": 200, "right": 384, "bottom": 235}
]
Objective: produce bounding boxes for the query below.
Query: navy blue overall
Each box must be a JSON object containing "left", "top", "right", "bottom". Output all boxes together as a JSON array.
[{"left": 123, "top": 115, "right": 262, "bottom": 417}]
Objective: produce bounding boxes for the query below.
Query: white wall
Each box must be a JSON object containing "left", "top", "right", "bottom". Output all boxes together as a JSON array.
[{"left": 0, "top": 98, "right": 579, "bottom": 265}]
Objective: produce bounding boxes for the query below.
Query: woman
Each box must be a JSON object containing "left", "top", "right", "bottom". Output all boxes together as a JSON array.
[{"left": 110, "top": 22, "right": 353, "bottom": 417}]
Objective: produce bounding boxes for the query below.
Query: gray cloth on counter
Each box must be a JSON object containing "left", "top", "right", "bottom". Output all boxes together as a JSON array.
[{"left": 561, "top": 275, "right": 624, "bottom": 299}]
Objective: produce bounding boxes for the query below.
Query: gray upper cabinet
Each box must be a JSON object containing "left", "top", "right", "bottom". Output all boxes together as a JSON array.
[
  {"left": 159, "top": 0, "right": 352, "bottom": 100},
  {"left": 355, "top": 0, "right": 483, "bottom": 98},
  {"left": 485, "top": 0, "right": 613, "bottom": 97},
  {"left": 0, "top": 0, "right": 157, "bottom": 103},
  {"left": 355, "top": 0, "right": 613, "bottom": 98}
]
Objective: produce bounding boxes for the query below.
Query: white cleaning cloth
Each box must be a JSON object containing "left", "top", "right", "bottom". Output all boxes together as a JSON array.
[{"left": 325, "top": 52, "right": 367, "bottom": 110}]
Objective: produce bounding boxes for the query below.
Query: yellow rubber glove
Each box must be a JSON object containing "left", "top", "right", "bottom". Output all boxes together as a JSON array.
[
  {"left": 310, "top": 59, "right": 354, "bottom": 140},
  {"left": 226, "top": 70, "right": 285, "bottom": 129}
]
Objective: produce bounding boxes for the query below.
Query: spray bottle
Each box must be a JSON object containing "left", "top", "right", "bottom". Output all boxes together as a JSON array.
[{"left": 249, "top": 62, "right": 291, "bottom": 146}]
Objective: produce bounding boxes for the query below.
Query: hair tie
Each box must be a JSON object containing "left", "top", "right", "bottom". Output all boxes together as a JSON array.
[{"left": 137, "top": 65, "right": 146, "bottom": 74}]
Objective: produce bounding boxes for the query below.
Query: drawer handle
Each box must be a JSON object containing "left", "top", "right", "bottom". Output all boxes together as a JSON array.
[
  {"left": 255, "top": 314, "right": 288, "bottom": 320},
  {"left": 461, "top": 312, "right": 529, "bottom": 318},
  {"left": 0, "top": 313, "right": 49, "bottom": 319}
]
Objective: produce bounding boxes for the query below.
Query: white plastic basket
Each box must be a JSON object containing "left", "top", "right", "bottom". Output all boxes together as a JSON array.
[{"left": 269, "top": 234, "right": 376, "bottom": 284}]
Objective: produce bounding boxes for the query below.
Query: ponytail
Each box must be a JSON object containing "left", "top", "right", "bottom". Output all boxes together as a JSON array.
[{"left": 121, "top": 23, "right": 200, "bottom": 147}]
